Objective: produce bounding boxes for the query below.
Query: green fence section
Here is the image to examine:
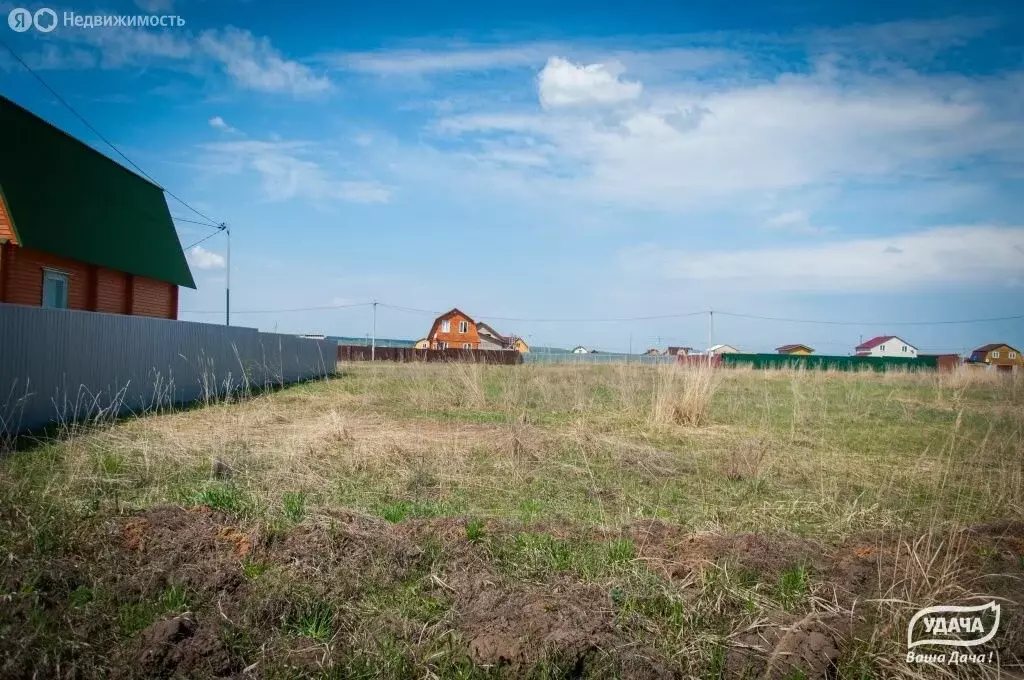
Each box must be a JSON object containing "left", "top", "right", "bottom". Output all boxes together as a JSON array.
[{"left": 719, "top": 353, "right": 938, "bottom": 372}]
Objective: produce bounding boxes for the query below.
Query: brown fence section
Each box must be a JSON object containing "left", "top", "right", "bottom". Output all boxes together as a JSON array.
[{"left": 338, "top": 345, "right": 523, "bottom": 365}]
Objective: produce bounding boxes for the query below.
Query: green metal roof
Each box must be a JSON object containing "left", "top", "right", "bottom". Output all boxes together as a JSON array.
[{"left": 0, "top": 96, "right": 195, "bottom": 288}]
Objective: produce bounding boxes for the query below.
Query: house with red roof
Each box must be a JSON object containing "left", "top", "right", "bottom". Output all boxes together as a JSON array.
[{"left": 854, "top": 335, "right": 918, "bottom": 358}]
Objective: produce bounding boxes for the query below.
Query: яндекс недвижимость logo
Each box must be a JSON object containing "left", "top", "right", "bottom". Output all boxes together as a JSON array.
[
  {"left": 8, "top": 7, "right": 57, "bottom": 32},
  {"left": 906, "top": 601, "right": 1001, "bottom": 665}
]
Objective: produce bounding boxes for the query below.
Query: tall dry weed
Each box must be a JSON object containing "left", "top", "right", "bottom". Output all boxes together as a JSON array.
[{"left": 649, "top": 363, "right": 720, "bottom": 427}]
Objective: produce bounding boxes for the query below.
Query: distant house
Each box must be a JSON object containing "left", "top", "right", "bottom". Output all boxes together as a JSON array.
[
  {"left": 969, "top": 343, "right": 1022, "bottom": 372},
  {"left": 644, "top": 348, "right": 661, "bottom": 356},
  {"left": 414, "top": 338, "right": 430, "bottom": 350},
  {"left": 427, "top": 308, "right": 480, "bottom": 350},
  {"left": 665, "top": 346, "right": 694, "bottom": 356},
  {"left": 707, "top": 344, "right": 740, "bottom": 355},
  {"left": 475, "top": 322, "right": 529, "bottom": 353},
  {"left": 776, "top": 344, "right": 814, "bottom": 356},
  {"left": 0, "top": 95, "right": 195, "bottom": 318},
  {"left": 476, "top": 322, "right": 508, "bottom": 350},
  {"left": 572, "top": 346, "right": 589, "bottom": 354},
  {"left": 855, "top": 336, "right": 917, "bottom": 358}
]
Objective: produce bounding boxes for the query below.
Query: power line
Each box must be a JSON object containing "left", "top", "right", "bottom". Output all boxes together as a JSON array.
[
  {"left": 716, "top": 311, "right": 1024, "bottom": 326},
  {"left": 184, "top": 228, "right": 224, "bottom": 250},
  {"left": 377, "top": 303, "right": 709, "bottom": 323},
  {"left": 173, "top": 215, "right": 221, "bottom": 228},
  {"left": 1, "top": 37, "right": 222, "bottom": 227}
]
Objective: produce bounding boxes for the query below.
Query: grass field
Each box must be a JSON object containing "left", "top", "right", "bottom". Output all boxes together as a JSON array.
[{"left": 1, "top": 363, "right": 1022, "bottom": 678}]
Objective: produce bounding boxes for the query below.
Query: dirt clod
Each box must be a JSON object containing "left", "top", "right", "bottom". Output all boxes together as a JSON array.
[
  {"left": 137, "top": 615, "right": 236, "bottom": 678},
  {"left": 727, "top": 613, "right": 852, "bottom": 680}
]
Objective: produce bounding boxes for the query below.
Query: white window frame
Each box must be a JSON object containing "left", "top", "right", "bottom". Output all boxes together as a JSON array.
[
  {"left": 459, "top": 320, "right": 468, "bottom": 334},
  {"left": 462, "top": 343, "right": 471, "bottom": 349},
  {"left": 880, "top": 344, "right": 885, "bottom": 351},
  {"left": 42, "top": 268, "right": 69, "bottom": 309},
  {"left": 992, "top": 350, "right": 1000, "bottom": 359},
  {"left": 1010, "top": 351, "right": 1017, "bottom": 359},
  {"left": 438, "top": 341, "right": 448, "bottom": 350},
  {"left": 441, "top": 319, "right": 450, "bottom": 333}
]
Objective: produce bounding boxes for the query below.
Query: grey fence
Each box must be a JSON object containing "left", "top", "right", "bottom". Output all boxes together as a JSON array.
[
  {"left": 523, "top": 352, "right": 678, "bottom": 365},
  {"left": 0, "top": 304, "right": 336, "bottom": 436}
]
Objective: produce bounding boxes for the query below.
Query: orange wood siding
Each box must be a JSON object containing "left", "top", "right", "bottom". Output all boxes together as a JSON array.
[
  {"left": 0, "top": 194, "right": 16, "bottom": 244},
  {"left": 0, "top": 244, "right": 178, "bottom": 319},
  {"left": 430, "top": 312, "right": 481, "bottom": 349},
  {"left": 1, "top": 246, "right": 91, "bottom": 309},
  {"left": 982, "top": 345, "right": 1024, "bottom": 367},
  {"left": 130, "top": 275, "right": 175, "bottom": 318}
]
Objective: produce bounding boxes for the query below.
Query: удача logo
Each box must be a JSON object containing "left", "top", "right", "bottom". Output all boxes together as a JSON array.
[{"left": 906, "top": 601, "right": 1000, "bottom": 665}]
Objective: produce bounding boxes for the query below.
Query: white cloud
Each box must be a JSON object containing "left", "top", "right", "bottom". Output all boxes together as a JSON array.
[
  {"left": 537, "top": 57, "right": 643, "bottom": 108},
  {"left": 188, "top": 246, "right": 226, "bottom": 270},
  {"left": 203, "top": 140, "right": 392, "bottom": 204},
  {"left": 438, "top": 64, "right": 1023, "bottom": 210},
  {"left": 208, "top": 116, "right": 239, "bottom": 134},
  {"left": 330, "top": 45, "right": 552, "bottom": 75},
  {"left": 198, "top": 28, "right": 332, "bottom": 95},
  {"left": 765, "top": 210, "right": 832, "bottom": 235},
  {"left": 619, "top": 226, "right": 1024, "bottom": 291}
]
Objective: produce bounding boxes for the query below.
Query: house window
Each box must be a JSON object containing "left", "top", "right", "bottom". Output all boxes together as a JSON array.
[
  {"left": 992, "top": 351, "right": 1000, "bottom": 359},
  {"left": 1010, "top": 352, "right": 1017, "bottom": 359},
  {"left": 42, "top": 269, "right": 69, "bottom": 309},
  {"left": 441, "top": 320, "right": 450, "bottom": 333},
  {"left": 462, "top": 343, "right": 471, "bottom": 349},
  {"left": 438, "top": 341, "right": 448, "bottom": 349},
  {"left": 880, "top": 344, "right": 885, "bottom": 351},
  {"left": 902, "top": 346, "right": 907, "bottom": 352},
  {"left": 459, "top": 320, "right": 468, "bottom": 333}
]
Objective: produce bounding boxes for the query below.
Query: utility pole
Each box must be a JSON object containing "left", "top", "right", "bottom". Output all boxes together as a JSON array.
[
  {"left": 371, "top": 300, "right": 377, "bottom": 362},
  {"left": 707, "top": 308, "right": 714, "bottom": 350},
  {"left": 222, "top": 223, "right": 231, "bottom": 327},
  {"left": 628, "top": 333, "right": 632, "bottom": 361}
]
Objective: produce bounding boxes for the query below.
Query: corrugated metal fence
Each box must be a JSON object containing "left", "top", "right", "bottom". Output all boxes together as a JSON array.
[
  {"left": 337, "top": 345, "right": 522, "bottom": 364},
  {"left": 0, "top": 304, "right": 336, "bottom": 435},
  {"left": 524, "top": 352, "right": 677, "bottom": 365},
  {"left": 718, "top": 353, "right": 939, "bottom": 371}
]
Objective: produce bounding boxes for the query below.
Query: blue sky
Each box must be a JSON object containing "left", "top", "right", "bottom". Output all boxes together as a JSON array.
[{"left": 2, "top": 0, "right": 1023, "bottom": 353}]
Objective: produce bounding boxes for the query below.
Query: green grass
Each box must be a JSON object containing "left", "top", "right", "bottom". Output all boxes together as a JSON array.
[
  {"left": 286, "top": 601, "right": 334, "bottom": 642},
  {"left": 0, "top": 363, "right": 1020, "bottom": 679}
]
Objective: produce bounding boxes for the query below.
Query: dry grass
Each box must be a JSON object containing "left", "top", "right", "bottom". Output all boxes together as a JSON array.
[{"left": 2, "top": 362, "right": 1021, "bottom": 678}]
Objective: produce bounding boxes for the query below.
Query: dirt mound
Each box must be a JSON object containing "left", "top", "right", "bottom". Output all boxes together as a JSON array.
[
  {"left": 136, "top": 614, "right": 237, "bottom": 678},
  {"left": 114, "top": 505, "right": 255, "bottom": 597},
  {"left": 628, "top": 520, "right": 823, "bottom": 579},
  {"left": 726, "top": 613, "right": 853, "bottom": 680}
]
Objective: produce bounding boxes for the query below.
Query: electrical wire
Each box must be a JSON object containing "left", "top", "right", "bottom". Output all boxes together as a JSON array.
[
  {"left": 1, "top": 37, "right": 222, "bottom": 227},
  {"left": 715, "top": 311, "right": 1024, "bottom": 326},
  {"left": 172, "top": 216, "right": 221, "bottom": 228},
  {"left": 183, "top": 228, "right": 224, "bottom": 250}
]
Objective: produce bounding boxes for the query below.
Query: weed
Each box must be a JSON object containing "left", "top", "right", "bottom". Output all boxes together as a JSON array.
[
  {"left": 281, "top": 491, "right": 307, "bottom": 523},
  {"left": 287, "top": 601, "right": 334, "bottom": 642},
  {"left": 158, "top": 585, "right": 188, "bottom": 613},
  {"left": 68, "top": 585, "right": 93, "bottom": 608},
  {"left": 465, "top": 518, "right": 486, "bottom": 543},
  {"left": 242, "top": 557, "right": 270, "bottom": 580},
  {"left": 777, "top": 564, "right": 810, "bottom": 610},
  {"left": 190, "top": 483, "right": 247, "bottom": 515},
  {"left": 607, "top": 538, "right": 635, "bottom": 565}
]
